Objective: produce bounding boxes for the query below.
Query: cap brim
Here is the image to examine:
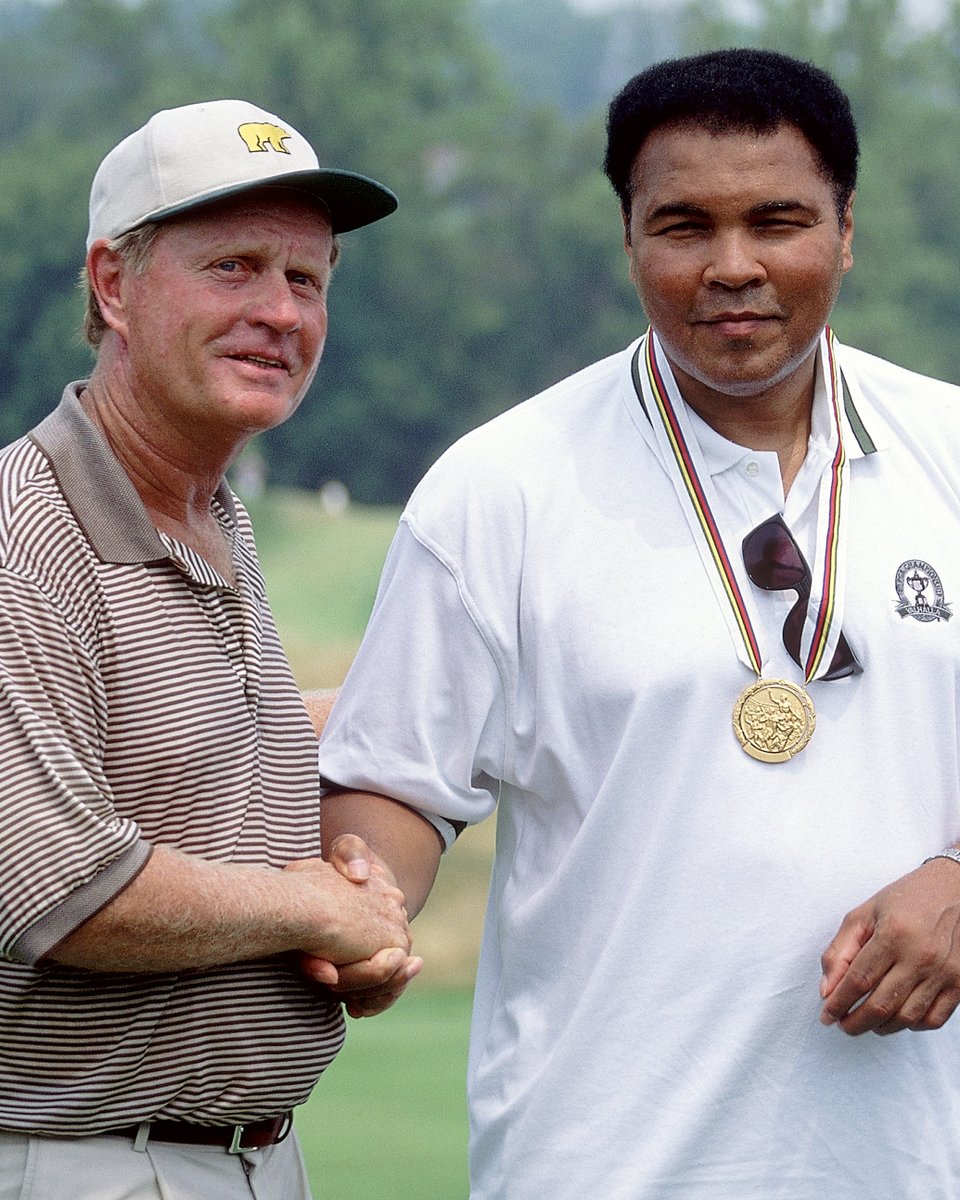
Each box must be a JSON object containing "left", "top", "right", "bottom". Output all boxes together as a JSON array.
[{"left": 132, "top": 168, "right": 398, "bottom": 236}]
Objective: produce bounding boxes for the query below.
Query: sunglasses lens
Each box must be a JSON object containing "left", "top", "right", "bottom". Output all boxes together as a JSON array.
[{"left": 742, "top": 522, "right": 806, "bottom": 590}]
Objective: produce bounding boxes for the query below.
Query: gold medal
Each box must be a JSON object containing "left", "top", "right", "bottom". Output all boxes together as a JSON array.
[{"left": 732, "top": 679, "right": 816, "bottom": 763}]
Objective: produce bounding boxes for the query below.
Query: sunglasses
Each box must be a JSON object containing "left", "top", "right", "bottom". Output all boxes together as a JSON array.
[{"left": 741, "top": 514, "right": 861, "bottom": 681}]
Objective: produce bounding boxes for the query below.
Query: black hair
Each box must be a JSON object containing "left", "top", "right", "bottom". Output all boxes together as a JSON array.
[{"left": 604, "top": 48, "right": 859, "bottom": 223}]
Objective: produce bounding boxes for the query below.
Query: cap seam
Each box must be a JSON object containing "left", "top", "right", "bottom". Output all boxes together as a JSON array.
[{"left": 147, "top": 115, "right": 167, "bottom": 210}]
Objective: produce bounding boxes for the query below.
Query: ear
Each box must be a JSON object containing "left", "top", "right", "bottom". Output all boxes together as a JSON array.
[
  {"left": 86, "top": 240, "right": 131, "bottom": 341},
  {"left": 621, "top": 207, "right": 642, "bottom": 290},
  {"left": 840, "top": 191, "right": 855, "bottom": 274}
]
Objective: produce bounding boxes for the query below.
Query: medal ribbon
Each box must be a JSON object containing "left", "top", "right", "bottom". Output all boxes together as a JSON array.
[
  {"left": 638, "top": 326, "right": 847, "bottom": 683},
  {"left": 801, "top": 329, "right": 845, "bottom": 678}
]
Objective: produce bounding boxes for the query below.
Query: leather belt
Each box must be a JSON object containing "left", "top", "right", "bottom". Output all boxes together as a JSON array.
[{"left": 102, "top": 1110, "right": 293, "bottom": 1155}]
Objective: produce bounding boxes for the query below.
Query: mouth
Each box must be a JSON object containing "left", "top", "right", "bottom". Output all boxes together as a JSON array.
[
  {"left": 230, "top": 353, "right": 290, "bottom": 374},
  {"left": 697, "top": 312, "right": 780, "bottom": 337}
]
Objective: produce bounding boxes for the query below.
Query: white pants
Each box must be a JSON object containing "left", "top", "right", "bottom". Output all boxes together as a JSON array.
[{"left": 0, "top": 1128, "right": 313, "bottom": 1200}]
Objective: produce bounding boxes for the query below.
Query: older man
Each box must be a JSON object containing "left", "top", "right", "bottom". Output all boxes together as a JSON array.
[
  {"left": 316, "top": 50, "right": 960, "bottom": 1198},
  {"left": 0, "top": 99, "right": 416, "bottom": 1200}
]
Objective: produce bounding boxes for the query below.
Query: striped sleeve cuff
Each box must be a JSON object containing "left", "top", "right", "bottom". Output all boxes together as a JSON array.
[{"left": 9, "top": 840, "right": 154, "bottom": 966}]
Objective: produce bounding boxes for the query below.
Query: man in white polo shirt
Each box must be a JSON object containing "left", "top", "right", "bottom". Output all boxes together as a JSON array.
[
  {"left": 315, "top": 49, "right": 960, "bottom": 1197},
  {"left": 0, "top": 100, "right": 421, "bottom": 1199}
]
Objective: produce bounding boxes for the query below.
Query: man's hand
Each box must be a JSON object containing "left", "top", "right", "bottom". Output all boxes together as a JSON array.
[
  {"left": 296, "top": 834, "right": 423, "bottom": 1016},
  {"left": 301, "top": 944, "right": 424, "bottom": 1018},
  {"left": 819, "top": 858, "right": 960, "bottom": 1035},
  {"left": 282, "top": 852, "right": 411, "bottom": 970}
]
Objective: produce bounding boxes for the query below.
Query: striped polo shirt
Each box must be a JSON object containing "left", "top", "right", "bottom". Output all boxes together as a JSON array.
[{"left": 0, "top": 385, "right": 343, "bottom": 1133}]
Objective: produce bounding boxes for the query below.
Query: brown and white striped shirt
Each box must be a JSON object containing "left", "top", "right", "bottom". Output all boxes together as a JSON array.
[{"left": 0, "top": 385, "right": 343, "bottom": 1133}]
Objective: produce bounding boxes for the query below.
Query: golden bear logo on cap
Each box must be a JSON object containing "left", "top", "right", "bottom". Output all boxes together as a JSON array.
[{"left": 237, "top": 122, "right": 292, "bottom": 154}]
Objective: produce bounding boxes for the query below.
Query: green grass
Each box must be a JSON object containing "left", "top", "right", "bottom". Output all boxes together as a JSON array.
[
  {"left": 294, "top": 988, "right": 472, "bottom": 1198},
  {"left": 248, "top": 490, "right": 483, "bottom": 1195},
  {"left": 245, "top": 489, "right": 401, "bottom": 689}
]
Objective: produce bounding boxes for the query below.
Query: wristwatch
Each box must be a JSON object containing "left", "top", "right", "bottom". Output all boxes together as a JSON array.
[{"left": 923, "top": 847, "right": 960, "bottom": 868}]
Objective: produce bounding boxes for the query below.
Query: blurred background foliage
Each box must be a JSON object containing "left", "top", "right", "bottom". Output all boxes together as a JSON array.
[{"left": 2, "top": 0, "right": 959, "bottom": 503}]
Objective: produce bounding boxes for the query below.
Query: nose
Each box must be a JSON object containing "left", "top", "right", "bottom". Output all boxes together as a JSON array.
[
  {"left": 247, "top": 270, "right": 302, "bottom": 333},
  {"left": 702, "top": 232, "right": 766, "bottom": 290}
]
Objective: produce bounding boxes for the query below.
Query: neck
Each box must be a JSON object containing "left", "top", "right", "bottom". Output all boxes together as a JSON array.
[
  {"left": 82, "top": 354, "right": 233, "bottom": 525},
  {"left": 671, "top": 358, "right": 816, "bottom": 497},
  {"left": 81, "top": 368, "right": 238, "bottom": 583},
  {"left": 82, "top": 385, "right": 222, "bottom": 519}
]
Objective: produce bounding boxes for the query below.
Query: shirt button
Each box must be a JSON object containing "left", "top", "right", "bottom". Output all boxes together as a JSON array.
[{"left": 745, "top": 461, "right": 760, "bottom": 477}]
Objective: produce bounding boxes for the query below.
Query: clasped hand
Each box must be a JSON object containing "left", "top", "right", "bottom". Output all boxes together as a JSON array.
[
  {"left": 294, "top": 834, "right": 423, "bottom": 1018},
  {"left": 820, "top": 858, "right": 960, "bottom": 1035}
]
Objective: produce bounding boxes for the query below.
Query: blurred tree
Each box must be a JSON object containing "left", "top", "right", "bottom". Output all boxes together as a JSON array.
[
  {"left": 0, "top": 0, "right": 225, "bottom": 439},
  {"left": 475, "top": 0, "right": 677, "bottom": 117},
  {"left": 202, "top": 0, "right": 524, "bottom": 500},
  {"left": 2, "top": 0, "right": 960, "bottom": 502}
]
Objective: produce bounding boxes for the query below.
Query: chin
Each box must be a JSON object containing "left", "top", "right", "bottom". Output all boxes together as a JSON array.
[
  {"left": 232, "top": 386, "right": 304, "bottom": 424},
  {"left": 705, "top": 376, "right": 786, "bottom": 399},
  {"left": 689, "top": 354, "right": 810, "bottom": 400}
]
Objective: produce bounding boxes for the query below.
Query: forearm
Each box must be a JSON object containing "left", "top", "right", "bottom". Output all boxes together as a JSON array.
[
  {"left": 51, "top": 842, "right": 409, "bottom": 973},
  {"left": 321, "top": 790, "right": 443, "bottom": 919}
]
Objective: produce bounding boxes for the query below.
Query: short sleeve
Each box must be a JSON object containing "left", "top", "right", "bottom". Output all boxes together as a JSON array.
[
  {"left": 317, "top": 518, "right": 507, "bottom": 848},
  {"left": 0, "top": 567, "right": 148, "bottom": 963}
]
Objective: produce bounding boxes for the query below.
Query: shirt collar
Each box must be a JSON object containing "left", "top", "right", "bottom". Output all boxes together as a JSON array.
[
  {"left": 629, "top": 334, "right": 882, "bottom": 478},
  {"left": 29, "top": 383, "right": 238, "bottom": 565}
]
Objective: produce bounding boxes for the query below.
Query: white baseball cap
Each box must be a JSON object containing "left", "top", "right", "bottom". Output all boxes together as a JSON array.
[{"left": 86, "top": 98, "right": 397, "bottom": 250}]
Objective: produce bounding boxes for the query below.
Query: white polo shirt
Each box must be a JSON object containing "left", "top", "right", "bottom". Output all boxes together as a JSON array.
[{"left": 318, "top": 334, "right": 960, "bottom": 1199}]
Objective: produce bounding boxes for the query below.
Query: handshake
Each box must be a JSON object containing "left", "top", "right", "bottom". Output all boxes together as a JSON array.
[{"left": 286, "top": 832, "right": 424, "bottom": 1019}]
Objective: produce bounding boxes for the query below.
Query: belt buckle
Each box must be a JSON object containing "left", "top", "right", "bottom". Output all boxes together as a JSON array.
[
  {"left": 228, "top": 1124, "right": 253, "bottom": 1155},
  {"left": 227, "top": 1112, "right": 291, "bottom": 1155}
]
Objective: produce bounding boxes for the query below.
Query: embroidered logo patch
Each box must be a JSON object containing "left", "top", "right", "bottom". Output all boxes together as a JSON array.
[
  {"left": 894, "top": 559, "right": 952, "bottom": 622},
  {"left": 237, "top": 122, "right": 292, "bottom": 154}
]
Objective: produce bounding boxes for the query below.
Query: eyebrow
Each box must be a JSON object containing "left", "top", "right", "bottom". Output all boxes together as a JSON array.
[
  {"left": 645, "top": 198, "right": 816, "bottom": 226},
  {"left": 643, "top": 202, "right": 709, "bottom": 226},
  {"left": 749, "top": 200, "right": 815, "bottom": 217}
]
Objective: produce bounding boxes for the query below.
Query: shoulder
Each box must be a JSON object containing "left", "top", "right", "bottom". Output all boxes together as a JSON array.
[
  {"left": 837, "top": 342, "right": 960, "bottom": 411},
  {"left": 0, "top": 434, "right": 70, "bottom": 546},
  {"left": 835, "top": 340, "right": 960, "bottom": 463},
  {"left": 0, "top": 430, "right": 52, "bottom": 489},
  {"left": 0, "top": 434, "right": 100, "bottom": 611},
  {"left": 407, "top": 345, "right": 636, "bottom": 519}
]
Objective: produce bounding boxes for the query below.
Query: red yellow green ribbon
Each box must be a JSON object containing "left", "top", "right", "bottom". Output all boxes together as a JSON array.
[{"left": 642, "top": 327, "right": 846, "bottom": 684}]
